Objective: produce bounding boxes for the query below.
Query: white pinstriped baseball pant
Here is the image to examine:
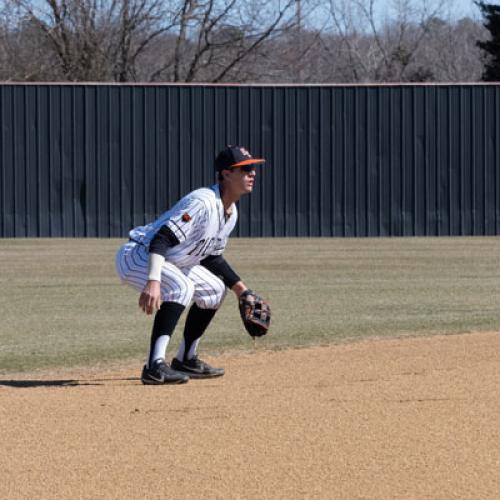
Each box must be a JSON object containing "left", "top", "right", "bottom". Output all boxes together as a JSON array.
[{"left": 115, "top": 242, "right": 227, "bottom": 309}]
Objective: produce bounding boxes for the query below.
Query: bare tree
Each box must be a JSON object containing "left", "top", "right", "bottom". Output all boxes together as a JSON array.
[
  {"left": 9, "top": 0, "right": 178, "bottom": 81},
  {"left": 2, "top": 0, "right": 308, "bottom": 82},
  {"left": 325, "top": 0, "right": 452, "bottom": 82},
  {"left": 0, "top": 0, "right": 488, "bottom": 83},
  {"left": 147, "top": 0, "right": 304, "bottom": 83},
  {"left": 414, "top": 16, "right": 487, "bottom": 82}
]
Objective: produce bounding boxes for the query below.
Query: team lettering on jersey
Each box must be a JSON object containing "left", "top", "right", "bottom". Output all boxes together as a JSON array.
[
  {"left": 188, "top": 237, "right": 224, "bottom": 257},
  {"left": 128, "top": 185, "right": 237, "bottom": 268}
]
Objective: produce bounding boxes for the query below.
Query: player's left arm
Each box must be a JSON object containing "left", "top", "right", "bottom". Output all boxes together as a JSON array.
[
  {"left": 199, "top": 254, "right": 247, "bottom": 296},
  {"left": 201, "top": 254, "right": 270, "bottom": 337},
  {"left": 201, "top": 206, "right": 250, "bottom": 296}
]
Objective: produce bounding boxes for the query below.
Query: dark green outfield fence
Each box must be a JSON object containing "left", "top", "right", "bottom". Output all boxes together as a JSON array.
[{"left": 1, "top": 83, "right": 499, "bottom": 237}]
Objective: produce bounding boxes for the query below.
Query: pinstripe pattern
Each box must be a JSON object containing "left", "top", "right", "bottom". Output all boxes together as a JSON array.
[
  {"left": 116, "top": 183, "right": 236, "bottom": 310},
  {"left": 185, "top": 265, "right": 227, "bottom": 309},
  {"left": 116, "top": 242, "right": 227, "bottom": 309},
  {"left": 128, "top": 184, "right": 237, "bottom": 267}
]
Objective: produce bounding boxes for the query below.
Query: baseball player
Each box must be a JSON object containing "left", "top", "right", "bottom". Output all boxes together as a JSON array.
[{"left": 116, "top": 145, "right": 266, "bottom": 384}]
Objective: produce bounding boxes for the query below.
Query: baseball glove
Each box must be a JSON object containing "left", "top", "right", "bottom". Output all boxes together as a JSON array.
[{"left": 239, "top": 289, "right": 271, "bottom": 338}]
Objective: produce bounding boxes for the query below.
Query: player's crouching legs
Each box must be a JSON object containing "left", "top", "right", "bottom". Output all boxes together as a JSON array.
[
  {"left": 187, "top": 265, "right": 227, "bottom": 310},
  {"left": 171, "top": 267, "right": 226, "bottom": 378},
  {"left": 196, "top": 276, "right": 227, "bottom": 310},
  {"left": 159, "top": 263, "right": 196, "bottom": 307}
]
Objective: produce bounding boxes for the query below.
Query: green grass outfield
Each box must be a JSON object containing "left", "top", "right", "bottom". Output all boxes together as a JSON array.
[{"left": 1, "top": 237, "right": 500, "bottom": 374}]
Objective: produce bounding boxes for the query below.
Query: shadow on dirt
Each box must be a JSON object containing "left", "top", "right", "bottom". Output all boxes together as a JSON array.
[{"left": 0, "top": 377, "right": 138, "bottom": 388}]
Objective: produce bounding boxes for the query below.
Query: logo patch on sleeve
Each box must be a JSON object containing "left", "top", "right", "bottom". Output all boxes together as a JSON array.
[{"left": 182, "top": 213, "right": 191, "bottom": 222}]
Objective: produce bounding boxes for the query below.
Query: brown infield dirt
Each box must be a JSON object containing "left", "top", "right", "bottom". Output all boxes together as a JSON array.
[{"left": 1, "top": 331, "right": 499, "bottom": 500}]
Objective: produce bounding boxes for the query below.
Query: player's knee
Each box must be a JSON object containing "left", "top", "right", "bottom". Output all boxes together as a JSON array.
[
  {"left": 163, "top": 276, "right": 195, "bottom": 307},
  {"left": 180, "top": 279, "right": 196, "bottom": 306},
  {"left": 215, "top": 279, "right": 227, "bottom": 306},
  {"left": 208, "top": 277, "right": 227, "bottom": 309}
]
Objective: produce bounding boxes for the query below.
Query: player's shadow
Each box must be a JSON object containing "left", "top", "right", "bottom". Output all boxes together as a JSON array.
[{"left": 0, "top": 377, "right": 138, "bottom": 388}]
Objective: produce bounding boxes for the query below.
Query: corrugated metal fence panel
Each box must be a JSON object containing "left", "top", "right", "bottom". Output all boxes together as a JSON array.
[{"left": 1, "top": 84, "right": 499, "bottom": 237}]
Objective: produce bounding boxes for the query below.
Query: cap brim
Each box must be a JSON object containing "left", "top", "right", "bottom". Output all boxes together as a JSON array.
[{"left": 231, "top": 159, "right": 265, "bottom": 167}]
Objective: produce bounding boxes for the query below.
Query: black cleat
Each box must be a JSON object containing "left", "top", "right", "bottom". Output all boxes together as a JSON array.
[
  {"left": 171, "top": 355, "right": 225, "bottom": 379},
  {"left": 141, "top": 359, "right": 189, "bottom": 385}
]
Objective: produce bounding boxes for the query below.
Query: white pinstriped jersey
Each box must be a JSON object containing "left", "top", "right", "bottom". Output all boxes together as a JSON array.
[{"left": 129, "top": 184, "right": 237, "bottom": 268}]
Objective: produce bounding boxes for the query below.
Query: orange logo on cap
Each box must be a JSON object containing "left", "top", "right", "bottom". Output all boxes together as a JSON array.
[{"left": 182, "top": 213, "right": 191, "bottom": 222}]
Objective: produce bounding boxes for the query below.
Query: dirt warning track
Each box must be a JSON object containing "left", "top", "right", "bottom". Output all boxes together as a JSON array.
[{"left": 1, "top": 332, "right": 499, "bottom": 499}]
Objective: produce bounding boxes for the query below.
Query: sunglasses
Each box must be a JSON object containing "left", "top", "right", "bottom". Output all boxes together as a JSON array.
[{"left": 232, "top": 165, "right": 256, "bottom": 173}]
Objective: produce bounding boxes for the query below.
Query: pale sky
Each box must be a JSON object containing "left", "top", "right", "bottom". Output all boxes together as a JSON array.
[
  {"left": 452, "top": 0, "right": 481, "bottom": 20},
  {"left": 310, "top": 0, "right": 487, "bottom": 32},
  {"left": 387, "top": 0, "right": 481, "bottom": 22}
]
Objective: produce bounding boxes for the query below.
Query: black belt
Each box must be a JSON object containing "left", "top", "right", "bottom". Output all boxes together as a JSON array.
[{"left": 129, "top": 237, "right": 143, "bottom": 245}]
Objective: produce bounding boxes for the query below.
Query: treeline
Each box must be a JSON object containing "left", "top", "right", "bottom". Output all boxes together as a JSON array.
[{"left": 0, "top": 0, "right": 494, "bottom": 83}]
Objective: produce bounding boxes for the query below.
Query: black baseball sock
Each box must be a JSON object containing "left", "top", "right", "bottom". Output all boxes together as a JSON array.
[
  {"left": 177, "top": 303, "right": 217, "bottom": 361},
  {"left": 148, "top": 301, "right": 185, "bottom": 367}
]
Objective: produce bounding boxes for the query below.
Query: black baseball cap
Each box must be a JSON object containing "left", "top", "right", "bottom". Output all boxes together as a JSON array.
[{"left": 215, "top": 145, "right": 265, "bottom": 172}]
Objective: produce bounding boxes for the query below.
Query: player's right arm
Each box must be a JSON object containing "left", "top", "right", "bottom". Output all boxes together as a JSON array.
[
  {"left": 138, "top": 197, "right": 206, "bottom": 314},
  {"left": 138, "top": 225, "right": 180, "bottom": 315}
]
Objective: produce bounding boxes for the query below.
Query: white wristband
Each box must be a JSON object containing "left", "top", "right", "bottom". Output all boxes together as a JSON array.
[{"left": 148, "top": 253, "right": 165, "bottom": 282}]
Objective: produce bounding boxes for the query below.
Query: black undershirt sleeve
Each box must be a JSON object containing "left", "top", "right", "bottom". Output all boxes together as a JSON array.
[
  {"left": 200, "top": 254, "right": 241, "bottom": 289},
  {"left": 149, "top": 225, "right": 180, "bottom": 257}
]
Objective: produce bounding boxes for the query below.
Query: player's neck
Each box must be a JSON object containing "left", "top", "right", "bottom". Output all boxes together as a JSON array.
[{"left": 219, "top": 183, "right": 241, "bottom": 210}]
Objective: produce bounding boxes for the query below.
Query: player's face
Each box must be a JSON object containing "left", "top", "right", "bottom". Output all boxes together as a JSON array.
[{"left": 227, "top": 166, "right": 256, "bottom": 194}]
